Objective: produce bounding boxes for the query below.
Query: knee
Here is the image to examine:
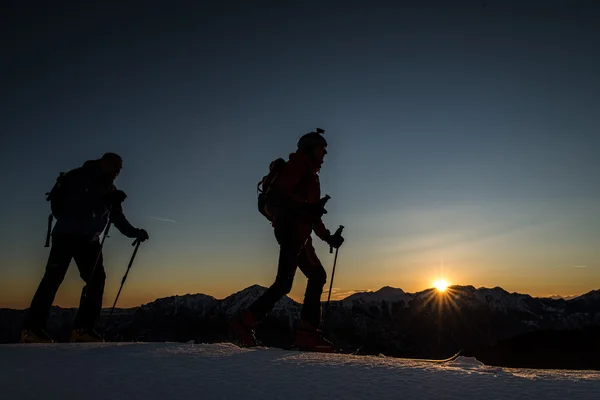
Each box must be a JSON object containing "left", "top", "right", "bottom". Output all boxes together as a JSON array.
[
  {"left": 84, "top": 269, "right": 106, "bottom": 287},
  {"left": 95, "top": 269, "right": 106, "bottom": 287},
  {"left": 308, "top": 267, "right": 327, "bottom": 287},
  {"left": 97, "top": 269, "right": 106, "bottom": 285},
  {"left": 272, "top": 277, "right": 294, "bottom": 296},
  {"left": 41, "top": 268, "right": 66, "bottom": 288}
]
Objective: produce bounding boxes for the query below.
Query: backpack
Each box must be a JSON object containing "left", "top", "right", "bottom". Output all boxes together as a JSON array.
[
  {"left": 46, "top": 172, "right": 67, "bottom": 218},
  {"left": 257, "top": 158, "right": 286, "bottom": 221}
]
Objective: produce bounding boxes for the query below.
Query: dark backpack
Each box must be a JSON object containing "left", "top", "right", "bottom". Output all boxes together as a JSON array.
[
  {"left": 46, "top": 172, "right": 68, "bottom": 218},
  {"left": 257, "top": 158, "right": 286, "bottom": 221}
]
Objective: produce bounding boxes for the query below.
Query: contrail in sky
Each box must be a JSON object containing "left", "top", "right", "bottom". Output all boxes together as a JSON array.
[{"left": 149, "top": 216, "right": 176, "bottom": 223}]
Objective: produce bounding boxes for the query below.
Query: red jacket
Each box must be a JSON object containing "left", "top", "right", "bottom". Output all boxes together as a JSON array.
[{"left": 271, "top": 150, "right": 330, "bottom": 241}]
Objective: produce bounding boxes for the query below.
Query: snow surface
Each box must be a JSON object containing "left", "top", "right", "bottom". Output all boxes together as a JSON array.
[{"left": 1, "top": 342, "right": 599, "bottom": 399}]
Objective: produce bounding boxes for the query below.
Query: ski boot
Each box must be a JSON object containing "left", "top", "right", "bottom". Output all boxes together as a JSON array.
[
  {"left": 70, "top": 328, "right": 105, "bottom": 343},
  {"left": 20, "top": 328, "right": 53, "bottom": 343},
  {"left": 292, "top": 320, "right": 335, "bottom": 353},
  {"left": 230, "top": 310, "right": 260, "bottom": 347}
]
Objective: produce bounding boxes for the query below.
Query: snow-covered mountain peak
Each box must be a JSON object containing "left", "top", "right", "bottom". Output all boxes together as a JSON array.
[
  {"left": 140, "top": 293, "right": 217, "bottom": 312},
  {"left": 342, "top": 286, "right": 413, "bottom": 308},
  {"left": 437, "top": 285, "right": 536, "bottom": 314},
  {"left": 226, "top": 284, "right": 268, "bottom": 299},
  {"left": 220, "top": 285, "right": 300, "bottom": 316},
  {"left": 577, "top": 289, "right": 600, "bottom": 300}
]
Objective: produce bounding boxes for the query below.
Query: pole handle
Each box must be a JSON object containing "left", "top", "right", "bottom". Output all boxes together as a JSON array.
[{"left": 329, "top": 225, "right": 345, "bottom": 254}]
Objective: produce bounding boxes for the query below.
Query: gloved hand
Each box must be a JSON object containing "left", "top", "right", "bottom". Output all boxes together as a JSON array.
[
  {"left": 134, "top": 228, "right": 149, "bottom": 242},
  {"left": 326, "top": 232, "right": 344, "bottom": 249}
]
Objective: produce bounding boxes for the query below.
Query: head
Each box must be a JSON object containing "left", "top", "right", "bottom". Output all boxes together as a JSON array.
[
  {"left": 99, "top": 152, "right": 123, "bottom": 180},
  {"left": 297, "top": 129, "right": 328, "bottom": 167}
]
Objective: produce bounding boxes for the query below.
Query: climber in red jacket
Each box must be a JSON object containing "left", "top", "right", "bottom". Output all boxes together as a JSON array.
[{"left": 231, "top": 129, "right": 344, "bottom": 352}]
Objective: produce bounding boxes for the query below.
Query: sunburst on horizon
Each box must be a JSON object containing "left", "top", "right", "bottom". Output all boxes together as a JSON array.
[
  {"left": 433, "top": 279, "right": 449, "bottom": 292},
  {"left": 415, "top": 278, "right": 460, "bottom": 318}
]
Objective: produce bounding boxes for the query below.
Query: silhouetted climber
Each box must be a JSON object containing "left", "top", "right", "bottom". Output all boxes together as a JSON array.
[
  {"left": 21, "top": 153, "right": 149, "bottom": 343},
  {"left": 231, "top": 129, "right": 345, "bottom": 352}
]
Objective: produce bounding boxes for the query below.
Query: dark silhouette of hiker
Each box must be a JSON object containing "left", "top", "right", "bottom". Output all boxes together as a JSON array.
[
  {"left": 231, "top": 130, "right": 344, "bottom": 352},
  {"left": 21, "top": 153, "right": 149, "bottom": 343}
]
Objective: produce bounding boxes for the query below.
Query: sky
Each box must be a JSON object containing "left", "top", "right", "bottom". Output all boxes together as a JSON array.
[{"left": 1, "top": 0, "right": 599, "bottom": 309}]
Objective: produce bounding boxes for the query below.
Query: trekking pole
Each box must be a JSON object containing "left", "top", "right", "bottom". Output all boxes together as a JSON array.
[
  {"left": 44, "top": 172, "right": 64, "bottom": 247},
  {"left": 85, "top": 192, "right": 127, "bottom": 297},
  {"left": 82, "top": 217, "right": 112, "bottom": 299},
  {"left": 325, "top": 225, "right": 344, "bottom": 317},
  {"left": 103, "top": 238, "right": 141, "bottom": 333},
  {"left": 44, "top": 214, "right": 54, "bottom": 247}
]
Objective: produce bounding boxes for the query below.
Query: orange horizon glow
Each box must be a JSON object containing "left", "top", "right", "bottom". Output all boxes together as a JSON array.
[
  {"left": 2, "top": 257, "right": 598, "bottom": 310},
  {"left": 2, "top": 280, "right": 594, "bottom": 310}
]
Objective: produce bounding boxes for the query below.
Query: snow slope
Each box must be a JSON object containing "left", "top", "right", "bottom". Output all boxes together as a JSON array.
[{"left": 1, "top": 343, "right": 599, "bottom": 399}]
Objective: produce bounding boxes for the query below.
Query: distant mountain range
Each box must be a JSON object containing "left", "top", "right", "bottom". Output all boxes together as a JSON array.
[
  {"left": 548, "top": 294, "right": 581, "bottom": 300},
  {"left": 2, "top": 285, "right": 599, "bottom": 370}
]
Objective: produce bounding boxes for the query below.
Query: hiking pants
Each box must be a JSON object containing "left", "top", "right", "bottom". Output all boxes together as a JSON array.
[
  {"left": 24, "top": 234, "right": 106, "bottom": 331},
  {"left": 249, "top": 218, "right": 327, "bottom": 328}
]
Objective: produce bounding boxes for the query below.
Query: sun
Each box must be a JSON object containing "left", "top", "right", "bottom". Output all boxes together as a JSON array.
[{"left": 433, "top": 279, "right": 449, "bottom": 292}]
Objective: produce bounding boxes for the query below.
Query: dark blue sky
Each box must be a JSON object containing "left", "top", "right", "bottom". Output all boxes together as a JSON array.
[{"left": 2, "top": 0, "right": 599, "bottom": 308}]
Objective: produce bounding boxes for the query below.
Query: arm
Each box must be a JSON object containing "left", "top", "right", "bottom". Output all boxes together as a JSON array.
[
  {"left": 311, "top": 176, "right": 331, "bottom": 241},
  {"left": 105, "top": 187, "right": 141, "bottom": 238},
  {"left": 110, "top": 202, "right": 140, "bottom": 238},
  {"left": 313, "top": 219, "right": 331, "bottom": 242}
]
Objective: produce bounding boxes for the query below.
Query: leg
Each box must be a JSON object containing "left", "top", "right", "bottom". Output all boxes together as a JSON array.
[
  {"left": 72, "top": 239, "right": 106, "bottom": 332},
  {"left": 292, "top": 238, "right": 335, "bottom": 352},
  {"left": 231, "top": 220, "right": 308, "bottom": 346},
  {"left": 247, "top": 221, "right": 308, "bottom": 322},
  {"left": 297, "top": 238, "right": 327, "bottom": 328},
  {"left": 23, "top": 235, "right": 73, "bottom": 331}
]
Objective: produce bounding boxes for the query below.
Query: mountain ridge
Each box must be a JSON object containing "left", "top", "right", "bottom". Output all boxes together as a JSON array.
[
  {"left": 124, "top": 284, "right": 597, "bottom": 310},
  {"left": 1, "top": 284, "right": 589, "bottom": 312},
  {"left": 2, "top": 283, "right": 599, "bottom": 369}
]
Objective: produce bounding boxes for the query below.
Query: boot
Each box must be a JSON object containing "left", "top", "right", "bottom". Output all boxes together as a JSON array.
[
  {"left": 20, "top": 328, "right": 53, "bottom": 343},
  {"left": 230, "top": 309, "right": 260, "bottom": 347},
  {"left": 292, "top": 320, "right": 335, "bottom": 353},
  {"left": 70, "top": 328, "right": 104, "bottom": 343}
]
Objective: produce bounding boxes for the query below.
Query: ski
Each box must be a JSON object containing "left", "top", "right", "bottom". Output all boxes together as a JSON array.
[
  {"left": 224, "top": 341, "right": 460, "bottom": 362},
  {"left": 287, "top": 345, "right": 363, "bottom": 355},
  {"left": 393, "top": 350, "right": 463, "bottom": 363}
]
